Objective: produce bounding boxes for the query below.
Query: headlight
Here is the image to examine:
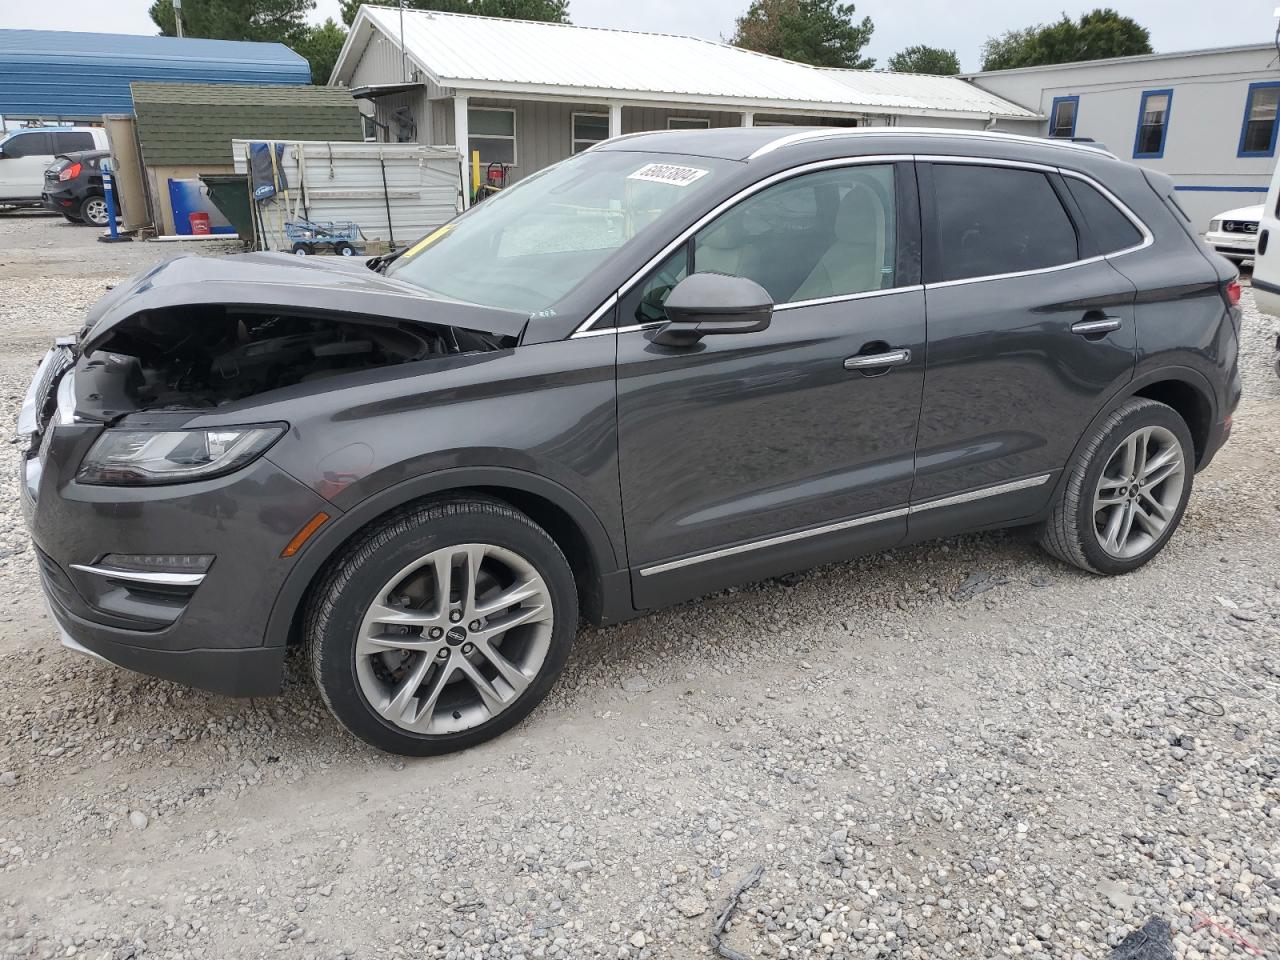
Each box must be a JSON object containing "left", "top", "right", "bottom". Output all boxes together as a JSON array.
[
  {"left": 77, "top": 425, "right": 284, "bottom": 486},
  {"left": 1209, "top": 219, "right": 1222, "bottom": 232}
]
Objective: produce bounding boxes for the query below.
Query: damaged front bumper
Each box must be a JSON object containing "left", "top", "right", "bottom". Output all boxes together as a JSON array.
[{"left": 19, "top": 347, "right": 333, "bottom": 697}]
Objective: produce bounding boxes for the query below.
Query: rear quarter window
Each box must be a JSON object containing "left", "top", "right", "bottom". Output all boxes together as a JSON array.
[{"left": 1064, "top": 177, "right": 1144, "bottom": 253}]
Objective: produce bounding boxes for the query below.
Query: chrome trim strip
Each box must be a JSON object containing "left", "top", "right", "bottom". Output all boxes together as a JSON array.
[
  {"left": 69, "top": 564, "right": 206, "bottom": 587},
  {"left": 639, "top": 507, "right": 910, "bottom": 576},
  {"left": 569, "top": 155, "right": 912, "bottom": 338},
  {"left": 774, "top": 283, "right": 923, "bottom": 312},
  {"left": 638, "top": 473, "right": 1052, "bottom": 577},
  {"left": 908, "top": 474, "right": 1051, "bottom": 514}
]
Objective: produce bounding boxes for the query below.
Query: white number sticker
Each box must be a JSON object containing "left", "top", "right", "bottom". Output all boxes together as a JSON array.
[{"left": 627, "top": 163, "right": 709, "bottom": 187}]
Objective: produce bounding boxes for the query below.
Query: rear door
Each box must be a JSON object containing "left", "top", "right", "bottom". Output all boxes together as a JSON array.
[
  {"left": 910, "top": 159, "right": 1139, "bottom": 536},
  {"left": 0, "top": 131, "right": 53, "bottom": 200},
  {"left": 615, "top": 160, "right": 927, "bottom": 608}
]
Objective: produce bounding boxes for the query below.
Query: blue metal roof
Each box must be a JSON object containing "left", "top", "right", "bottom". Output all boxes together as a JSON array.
[{"left": 0, "top": 30, "right": 311, "bottom": 120}]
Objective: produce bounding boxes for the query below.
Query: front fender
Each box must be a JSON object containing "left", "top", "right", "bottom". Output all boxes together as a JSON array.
[{"left": 261, "top": 465, "right": 626, "bottom": 650}]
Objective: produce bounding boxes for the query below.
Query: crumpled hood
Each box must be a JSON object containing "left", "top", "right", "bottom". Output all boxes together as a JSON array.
[{"left": 80, "top": 252, "right": 530, "bottom": 351}]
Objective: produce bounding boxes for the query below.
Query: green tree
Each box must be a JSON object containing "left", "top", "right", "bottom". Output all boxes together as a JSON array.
[
  {"left": 150, "top": 0, "right": 315, "bottom": 43},
  {"left": 151, "top": 0, "right": 350, "bottom": 84},
  {"left": 731, "top": 0, "right": 874, "bottom": 70},
  {"left": 293, "top": 18, "right": 348, "bottom": 84},
  {"left": 339, "top": 0, "right": 570, "bottom": 28},
  {"left": 886, "top": 44, "right": 959, "bottom": 75},
  {"left": 980, "top": 8, "right": 1151, "bottom": 71}
]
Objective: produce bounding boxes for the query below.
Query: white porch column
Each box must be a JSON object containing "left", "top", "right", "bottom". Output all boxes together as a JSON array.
[
  {"left": 454, "top": 93, "right": 470, "bottom": 208},
  {"left": 741, "top": 111, "right": 754, "bottom": 127},
  {"left": 608, "top": 101, "right": 623, "bottom": 139}
]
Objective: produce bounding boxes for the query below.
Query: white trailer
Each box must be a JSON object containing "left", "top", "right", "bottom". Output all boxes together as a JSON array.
[{"left": 232, "top": 139, "right": 464, "bottom": 253}]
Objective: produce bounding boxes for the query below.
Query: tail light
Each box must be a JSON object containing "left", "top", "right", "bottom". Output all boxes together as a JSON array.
[
  {"left": 1223, "top": 278, "right": 1241, "bottom": 307},
  {"left": 58, "top": 162, "right": 82, "bottom": 182}
]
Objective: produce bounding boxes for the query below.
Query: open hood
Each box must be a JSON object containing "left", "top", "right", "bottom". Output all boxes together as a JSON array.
[{"left": 80, "top": 252, "right": 530, "bottom": 353}]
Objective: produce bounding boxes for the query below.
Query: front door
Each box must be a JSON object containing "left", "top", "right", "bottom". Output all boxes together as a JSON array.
[
  {"left": 908, "top": 160, "right": 1139, "bottom": 538},
  {"left": 614, "top": 161, "right": 927, "bottom": 608}
]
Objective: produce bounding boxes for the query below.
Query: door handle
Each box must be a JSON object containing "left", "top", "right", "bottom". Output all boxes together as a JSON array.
[
  {"left": 844, "top": 348, "right": 911, "bottom": 370},
  {"left": 1259, "top": 228, "right": 1269, "bottom": 256},
  {"left": 1071, "top": 317, "right": 1121, "bottom": 337}
]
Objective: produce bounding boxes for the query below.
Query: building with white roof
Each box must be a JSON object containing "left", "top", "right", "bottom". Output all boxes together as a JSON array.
[{"left": 330, "top": 5, "right": 1038, "bottom": 202}]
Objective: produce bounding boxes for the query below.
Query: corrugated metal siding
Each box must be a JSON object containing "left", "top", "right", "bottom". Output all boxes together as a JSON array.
[
  {"left": 133, "top": 83, "right": 362, "bottom": 167},
  {"left": 350, "top": 7, "right": 1035, "bottom": 120},
  {"left": 232, "top": 139, "right": 463, "bottom": 249},
  {"left": 0, "top": 29, "right": 309, "bottom": 120},
  {"left": 623, "top": 107, "right": 745, "bottom": 132}
]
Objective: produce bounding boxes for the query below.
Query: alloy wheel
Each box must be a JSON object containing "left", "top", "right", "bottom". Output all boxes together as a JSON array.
[
  {"left": 84, "top": 197, "right": 108, "bottom": 226},
  {"left": 1092, "top": 425, "right": 1186, "bottom": 559},
  {"left": 354, "top": 542, "right": 554, "bottom": 735}
]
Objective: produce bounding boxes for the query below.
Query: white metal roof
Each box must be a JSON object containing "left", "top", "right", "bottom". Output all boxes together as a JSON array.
[{"left": 335, "top": 6, "right": 1038, "bottom": 121}]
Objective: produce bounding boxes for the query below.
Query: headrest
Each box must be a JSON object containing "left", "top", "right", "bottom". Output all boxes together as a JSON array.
[{"left": 835, "top": 183, "right": 882, "bottom": 244}]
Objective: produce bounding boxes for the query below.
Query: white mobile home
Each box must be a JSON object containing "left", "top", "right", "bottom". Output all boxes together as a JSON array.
[
  {"left": 330, "top": 6, "right": 1038, "bottom": 206},
  {"left": 966, "top": 44, "right": 1280, "bottom": 229}
]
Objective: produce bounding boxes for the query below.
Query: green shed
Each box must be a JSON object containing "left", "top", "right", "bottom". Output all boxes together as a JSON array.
[{"left": 128, "top": 81, "right": 364, "bottom": 235}]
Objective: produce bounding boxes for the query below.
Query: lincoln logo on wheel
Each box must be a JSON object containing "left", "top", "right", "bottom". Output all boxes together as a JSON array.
[{"left": 446, "top": 626, "right": 467, "bottom": 645}]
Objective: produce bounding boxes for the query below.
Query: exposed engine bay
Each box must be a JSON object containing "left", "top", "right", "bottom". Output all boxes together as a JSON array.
[{"left": 77, "top": 305, "right": 505, "bottom": 415}]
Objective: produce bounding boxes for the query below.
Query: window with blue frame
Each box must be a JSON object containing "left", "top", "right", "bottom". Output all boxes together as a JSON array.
[
  {"left": 1133, "top": 89, "right": 1172, "bottom": 159},
  {"left": 1238, "top": 81, "right": 1280, "bottom": 157},
  {"left": 1049, "top": 96, "right": 1079, "bottom": 138}
]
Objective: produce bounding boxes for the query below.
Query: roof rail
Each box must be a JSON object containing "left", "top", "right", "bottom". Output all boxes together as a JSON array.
[{"left": 748, "top": 127, "right": 1118, "bottom": 161}]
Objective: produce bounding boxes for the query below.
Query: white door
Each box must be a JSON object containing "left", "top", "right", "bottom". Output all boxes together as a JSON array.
[{"left": 0, "top": 131, "right": 55, "bottom": 201}]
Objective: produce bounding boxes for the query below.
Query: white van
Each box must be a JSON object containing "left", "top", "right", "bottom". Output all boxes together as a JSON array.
[
  {"left": 1251, "top": 165, "right": 1280, "bottom": 374},
  {"left": 0, "top": 127, "right": 109, "bottom": 206}
]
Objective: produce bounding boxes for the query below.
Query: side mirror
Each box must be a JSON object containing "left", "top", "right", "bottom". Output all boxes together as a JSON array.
[{"left": 650, "top": 272, "right": 773, "bottom": 346}]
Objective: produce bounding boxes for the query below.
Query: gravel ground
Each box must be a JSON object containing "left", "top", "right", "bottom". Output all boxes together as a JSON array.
[{"left": 0, "top": 214, "right": 1277, "bottom": 960}]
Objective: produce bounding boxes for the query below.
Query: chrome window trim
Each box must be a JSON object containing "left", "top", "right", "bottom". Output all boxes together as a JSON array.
[
  {"left": 569, "top": 155, "right": 912, "bottom": 339},
  {"left": 69, "top": 564, "right": 207, "bottom": 587},
  {"left": 918, "top": 156, "right": 1153, "bottom": 290},
  {"left": 639, "top": 474, "right": 1051, "bottom": 576},
  {"left": 774, "top": 284, "right": 923, "bottom": 312}
]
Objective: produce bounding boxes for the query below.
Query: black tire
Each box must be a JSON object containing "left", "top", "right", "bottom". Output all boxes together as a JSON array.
[
  {"left": 291, "top": 242, "right": 313, "bottom": 256},
  {"left": 333, "top": 241, "right": 355, "bottom": 257},
  {"left": 307, "top": 495, "right": 578, "bottom": 756},
  {"left": 79, "top": 195, "right": 109, "bottom": 227},
  {"left": 62, "top": 214, "right": 83, "bottom": 224},
  {"left": 1038, "top": 398, "right": 1194, "bottom": 575}
]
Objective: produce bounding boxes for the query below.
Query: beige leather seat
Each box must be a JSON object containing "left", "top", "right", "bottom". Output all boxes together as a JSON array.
[
  {"left": 792, "top": 183, "right": 887, "bottom": 302},
  {"left": 694, "top": 212, "right": 748, "bottom": 277}
]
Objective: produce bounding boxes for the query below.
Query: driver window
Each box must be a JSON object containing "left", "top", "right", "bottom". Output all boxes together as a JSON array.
[{"left": 694, "top": 165, "right": 896, "bottom": 305}]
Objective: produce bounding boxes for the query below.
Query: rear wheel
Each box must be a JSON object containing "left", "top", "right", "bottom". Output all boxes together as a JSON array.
[
  {"left": 307, "top": 496, "right": 578, "bottom": 756},
  {"left": 333, "top": 241, "right": 355, "bottom": 257},
  {"left": 80, "top": 195, "right": 108, "bottom": 227},
  {"left": 1038, "top": 398, "right": 1193, "bottom": 574}
]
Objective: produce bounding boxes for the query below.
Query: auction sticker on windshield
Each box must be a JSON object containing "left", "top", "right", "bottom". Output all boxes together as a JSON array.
[{"left": 627, "top": 163, "right": 709, "bottom": 187}]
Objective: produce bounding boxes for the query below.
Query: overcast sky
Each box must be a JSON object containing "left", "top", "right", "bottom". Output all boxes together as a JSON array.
[{"left": 5, "top": 0, "right": 1278, "bottom": 72}]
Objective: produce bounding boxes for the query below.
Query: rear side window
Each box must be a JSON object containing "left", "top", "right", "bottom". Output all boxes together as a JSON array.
[
  {"left": 1064, "top": 177, "right": 1143, "bottom": 253},
  {"left": 2, "top": 132, "right": 52, "bottom": 157},
  {"left": 932, "top": 164, "right": 1078, "bottom": 282},
  {"left": 55, "top": 131, "right": 95, "bottom": 152}
]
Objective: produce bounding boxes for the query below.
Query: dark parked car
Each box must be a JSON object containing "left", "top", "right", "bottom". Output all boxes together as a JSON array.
[
  {"left": 42, "top": 149, "right": 112, "bottom": 226},
  {"left": 19, "top": 128, "right": 1242, "bottom": 755}
]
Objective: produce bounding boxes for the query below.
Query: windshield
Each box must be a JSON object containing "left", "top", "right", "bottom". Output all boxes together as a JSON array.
[{"left": 386, "top": 151, "right": 734, "bottom": 315}]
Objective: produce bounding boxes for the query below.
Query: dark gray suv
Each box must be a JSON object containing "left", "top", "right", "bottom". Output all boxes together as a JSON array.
[{"left": 19, "top": 128, "right": 1242, "bottom": 755}]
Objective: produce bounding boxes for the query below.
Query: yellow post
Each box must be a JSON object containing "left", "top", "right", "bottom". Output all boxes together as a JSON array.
[{"left": 471, "top": 150, "right": 481, "bottom": 197}]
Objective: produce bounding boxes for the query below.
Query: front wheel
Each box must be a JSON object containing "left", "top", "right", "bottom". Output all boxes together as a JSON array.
[
  {"left": 1038, "top": 398, "right": 1194, "bottom": 575},
  {"left": 307, "top": 496, "right": 578, "bottom": 756}
]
